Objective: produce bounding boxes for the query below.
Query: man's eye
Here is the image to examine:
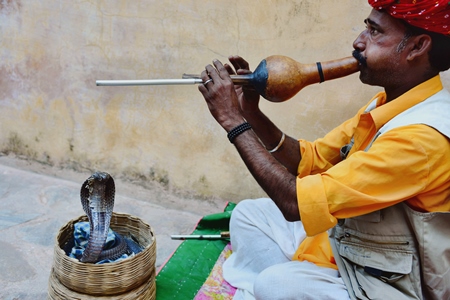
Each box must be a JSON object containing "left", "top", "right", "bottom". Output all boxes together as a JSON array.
[{"left": 366, "top": 26, "right": 379, "bottom": 36}]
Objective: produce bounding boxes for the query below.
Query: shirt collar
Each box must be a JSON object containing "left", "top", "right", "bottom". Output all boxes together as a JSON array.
[{"left": 369, "top": 75, "right": 444, "bottom": 131}]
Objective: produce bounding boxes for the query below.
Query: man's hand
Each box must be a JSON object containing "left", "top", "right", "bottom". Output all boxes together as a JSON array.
[
  {"left": 198, "top": 59, "right": 245, "bottom": 132},
  {"left": 225, "top": 56, "right": 261, "bottom": 118}
]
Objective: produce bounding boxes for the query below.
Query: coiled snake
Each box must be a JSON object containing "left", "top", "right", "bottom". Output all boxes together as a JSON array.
[{"left": 79, "top": 171, "right": 140, "bottom": 263}]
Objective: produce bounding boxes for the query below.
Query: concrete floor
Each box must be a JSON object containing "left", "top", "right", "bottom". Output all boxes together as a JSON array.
[{"left": 0, "top": 155, "right": 225, "bottom": 299}]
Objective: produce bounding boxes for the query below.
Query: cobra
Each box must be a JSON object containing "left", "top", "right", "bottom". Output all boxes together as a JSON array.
[{"left": 79, "top": 171, "right": 129, "bottom": 263}]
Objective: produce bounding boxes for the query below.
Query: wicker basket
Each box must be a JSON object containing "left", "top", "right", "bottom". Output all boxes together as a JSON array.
[
  {"left": 48, "top": 268, "right": 156, "bottom": 300},
  {"left": 48, "top": 212, "right": 156, "bottom": 299}
]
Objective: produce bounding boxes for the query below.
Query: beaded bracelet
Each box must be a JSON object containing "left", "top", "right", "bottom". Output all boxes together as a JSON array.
[{"left": 227, "top": 122, "right": 252, "bottom": 143}]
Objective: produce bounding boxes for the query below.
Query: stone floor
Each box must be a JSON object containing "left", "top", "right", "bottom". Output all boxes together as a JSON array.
[{"left": 0, "top": 155, "right": 225, "bottom": 299}]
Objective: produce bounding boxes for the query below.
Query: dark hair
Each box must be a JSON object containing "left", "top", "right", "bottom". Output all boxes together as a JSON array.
[{"left": 404, "top": 23, "right": 450, "bottom": 72}]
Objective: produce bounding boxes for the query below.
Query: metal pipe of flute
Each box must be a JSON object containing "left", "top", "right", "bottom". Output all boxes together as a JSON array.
[
  {"left": 96, "top": 78, "right": 204, "bottom": 86},
  {"left": 96, "top": 75, "right": 251, "bottom": 86}
]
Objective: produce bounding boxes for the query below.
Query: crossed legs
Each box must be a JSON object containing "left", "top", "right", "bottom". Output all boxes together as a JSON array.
[{"left": 223, "top": 198, "right": 350, "bottom": 300}]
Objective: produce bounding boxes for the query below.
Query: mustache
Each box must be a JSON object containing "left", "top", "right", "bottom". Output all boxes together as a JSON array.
[{"left": 352, "top": 50, "right": 367, "bottom": 67}]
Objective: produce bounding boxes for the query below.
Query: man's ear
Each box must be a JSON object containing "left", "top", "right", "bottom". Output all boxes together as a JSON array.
[{"left": 407, "top": 34, "right": 432, "bottom": 61}]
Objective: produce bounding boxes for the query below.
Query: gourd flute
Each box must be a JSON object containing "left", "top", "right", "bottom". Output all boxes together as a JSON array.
[{"left": 96, "top": 55, "right": 360, "bottom": 103}]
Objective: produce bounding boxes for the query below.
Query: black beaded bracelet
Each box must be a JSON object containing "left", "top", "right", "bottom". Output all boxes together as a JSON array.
[{"left": 227, "top": 122, "right": 252, "bottom": 143}]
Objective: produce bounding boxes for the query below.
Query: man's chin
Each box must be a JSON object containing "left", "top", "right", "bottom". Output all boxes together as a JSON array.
[
  {"left": 358, "top": 71, "right": 372, "bottom": 85},
  {"left": 358, "top": 73, "right": 381, "bottom": 87},
  {"left": 358, "top": 68, "right": 366, "bottom": 80},
  {"left": 353, "top": 63, "right": 381, "bottom": 86}
]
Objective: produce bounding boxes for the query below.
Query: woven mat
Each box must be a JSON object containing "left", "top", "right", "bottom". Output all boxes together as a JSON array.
[{"left": 156, "top": 202, "right": 236, "bottom": 299}]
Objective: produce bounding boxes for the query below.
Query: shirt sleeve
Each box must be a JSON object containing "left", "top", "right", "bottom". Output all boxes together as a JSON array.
[
  {"left": 297, "top": 125, "right": 447, "bottom": 236},
  {"left": 297, "top": 107, "right": 366, "bottom": 178}
]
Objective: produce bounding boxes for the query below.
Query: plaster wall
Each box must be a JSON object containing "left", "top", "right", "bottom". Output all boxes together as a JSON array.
[{"left": 1, "top": 0, "right": 449, "bottom": 201}]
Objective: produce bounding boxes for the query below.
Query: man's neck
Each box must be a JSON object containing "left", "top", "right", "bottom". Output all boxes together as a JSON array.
[{"left": 385, "top": 72, "right": 438, "bottom": 102}]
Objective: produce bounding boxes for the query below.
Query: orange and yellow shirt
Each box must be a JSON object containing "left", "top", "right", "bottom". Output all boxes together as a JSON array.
[{"left": 294, "top": 76, "right": 450, "bottom": 269}]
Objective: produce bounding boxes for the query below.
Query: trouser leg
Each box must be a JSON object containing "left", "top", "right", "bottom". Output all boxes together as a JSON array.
[
  {"left": 223, "top": 198, "right": 307, "bottom": 299},
  {"left": 254, "top": 261, "right": 350, "bottom": 300}
]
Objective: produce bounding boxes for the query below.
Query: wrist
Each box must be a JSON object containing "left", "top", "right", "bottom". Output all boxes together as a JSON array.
[
  {"left": 241, "top": 108, "right": 262, "bottom": 120},
  {"left": 266, "top": 132, "right": 285, "bottom": 153},
  {"left": 227, "top": 122, "right": 252, "bottom": 143},
  {"left": 220, "top": 116, "right": 247, "bottom": 132}
]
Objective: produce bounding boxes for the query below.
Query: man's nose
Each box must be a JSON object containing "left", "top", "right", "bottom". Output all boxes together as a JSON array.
[{"left": 353, "top": 31, "right": 367, "bottom": 52}]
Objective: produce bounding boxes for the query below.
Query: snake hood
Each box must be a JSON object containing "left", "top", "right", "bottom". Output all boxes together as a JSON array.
[{"left": 79, "top": 171, "right": 116, "bottom": 263}]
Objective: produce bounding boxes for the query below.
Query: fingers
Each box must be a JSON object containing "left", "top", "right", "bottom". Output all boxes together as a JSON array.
[
  {"left": 200, "top": 70, "right": 209, "bottom": 82},
  {"left": 205, "top": 64, "right": 219, "bottom": 83},
  {"left": 198, "top": 59, "right": 232, "bottom": 94},
  {"left": 228, "top": 55, "right": 250, "bottom": 73},
  {"left": 204, "top": 60, "right": 231, "bottom": 83},
  {"left": 198, "top": 70, "right": 210, "bottom": 93},
  {"left": 224, "top": 63, "right": 236, "bottom": 75},
  {"left": 213, "top": 59, "right": 230, "bottom": 80}
]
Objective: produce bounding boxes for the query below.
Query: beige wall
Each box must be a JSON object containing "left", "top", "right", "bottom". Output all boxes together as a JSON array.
[{"left": 1, "top": 1, "right": 449, "bottom": 201}]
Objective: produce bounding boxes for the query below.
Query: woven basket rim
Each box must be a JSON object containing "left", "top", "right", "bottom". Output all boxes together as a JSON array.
[{"left": 55, "top": 212, "right": 155, "bottom": 266}]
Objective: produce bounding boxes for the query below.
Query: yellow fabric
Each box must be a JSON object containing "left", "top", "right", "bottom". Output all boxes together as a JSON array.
[{"left": 293, "top": 75, "right": 450, "bottom": 267}]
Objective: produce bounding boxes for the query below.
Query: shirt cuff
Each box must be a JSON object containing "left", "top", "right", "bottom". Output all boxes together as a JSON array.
[
  {"left": 296, "top": 174, "right": 337, "bottom": 236},
  {"left": 297, "top": 139, "right": 313, "bottom": 177}
]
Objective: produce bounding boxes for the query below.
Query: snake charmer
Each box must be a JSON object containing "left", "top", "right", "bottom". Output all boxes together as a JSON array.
[{"left": 197, "top": 0, "right": 450, "bottom": 299}]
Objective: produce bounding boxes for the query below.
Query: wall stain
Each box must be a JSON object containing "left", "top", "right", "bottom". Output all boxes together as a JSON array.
[
  {"left": 2, "top": 132, "right": 37, "bottom": 159},
  {"left": 0, "top": 0, "right": 21, "bottom": 14}
]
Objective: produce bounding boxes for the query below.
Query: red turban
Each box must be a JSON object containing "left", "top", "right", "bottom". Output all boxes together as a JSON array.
[{"left": 368, "top": 0, "right": 450, "bottom": 36}]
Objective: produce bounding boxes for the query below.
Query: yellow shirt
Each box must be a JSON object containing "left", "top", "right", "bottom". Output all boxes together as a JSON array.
[{"left": 294, "top": 76, "right": 450, "bottom": 269}]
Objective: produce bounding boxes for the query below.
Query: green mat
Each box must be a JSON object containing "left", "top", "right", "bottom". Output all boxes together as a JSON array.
[{"left": 155, "top": 202, "right": 236, "bottom": 299}]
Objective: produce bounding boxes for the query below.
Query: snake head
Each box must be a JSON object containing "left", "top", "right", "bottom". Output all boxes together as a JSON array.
[
  {"left": 90, "top": 171, "right": 111, "bottom": 182},
  {"left": 84, "top": 172, "right": 111, "bottom": 194},
  {"left": 80, "top": 171, "right": 115, "bottom": 215}
]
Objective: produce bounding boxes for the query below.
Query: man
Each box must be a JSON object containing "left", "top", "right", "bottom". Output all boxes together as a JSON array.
[{"left": 198, "top": 1, "right": 450, "bottom": 299}]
